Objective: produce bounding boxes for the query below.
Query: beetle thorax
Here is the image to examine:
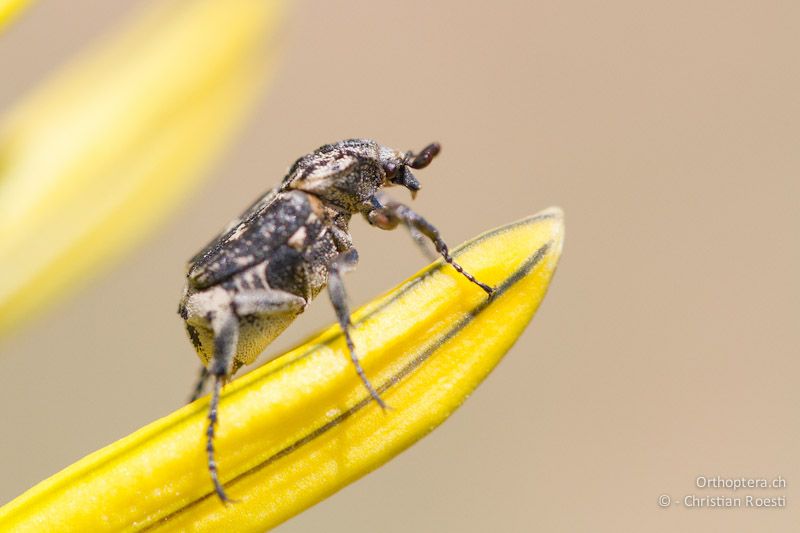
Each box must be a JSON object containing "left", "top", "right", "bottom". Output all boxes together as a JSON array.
[{"left": 282, "top": 139, "right": 386, "bottom": 212}]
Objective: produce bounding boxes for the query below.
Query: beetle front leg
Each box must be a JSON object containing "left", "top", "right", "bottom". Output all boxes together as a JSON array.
[
  {"left": 402, "top": 221, "right": 439, "bottom": 261},
  {"left": 362, "top": 195, "right": 437, "bottom": 261},
  {"left": 327, "top": 249, "right": 388, "bottom": 410},
  {"left": 366, "top": 199, "right": 494, "bottom": 295}
]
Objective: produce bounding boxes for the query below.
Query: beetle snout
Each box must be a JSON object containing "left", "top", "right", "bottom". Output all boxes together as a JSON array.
[{"left": 392, "top": 166, "right": 420, "bottom": 198}]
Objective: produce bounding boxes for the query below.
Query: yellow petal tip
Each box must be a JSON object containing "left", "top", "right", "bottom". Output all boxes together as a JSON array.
[{"left": 0, "top": 209, "right": 564, "bottom": 532}]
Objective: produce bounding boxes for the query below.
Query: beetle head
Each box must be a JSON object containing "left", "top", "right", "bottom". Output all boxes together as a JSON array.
[
  {"left": 380, "top": 142, "right": 440, "bottom": 199},
  {"left": 285, "top": 140, "right": 442, "bottom": 211}
]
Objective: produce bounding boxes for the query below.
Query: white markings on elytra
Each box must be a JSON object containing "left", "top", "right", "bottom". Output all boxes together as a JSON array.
[{"left": 287, "top": 227, "right": 307, "bottom": 250}]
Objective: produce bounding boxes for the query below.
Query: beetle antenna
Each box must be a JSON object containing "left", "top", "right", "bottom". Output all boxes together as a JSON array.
[{"left": 407, "top": 142, "right": 441, "bottom": 169}]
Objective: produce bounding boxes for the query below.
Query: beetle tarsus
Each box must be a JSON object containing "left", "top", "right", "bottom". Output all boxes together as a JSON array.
[
  {"left": 431, "top": 238, "right": 495, "bottom": 296},
  {"left": 207, "top": 375, "right": 235, "bottom": 504}
]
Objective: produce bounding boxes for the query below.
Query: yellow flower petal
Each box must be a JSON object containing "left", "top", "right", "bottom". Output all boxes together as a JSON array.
[
  {"left": 0, "top": 0, "right": 30, "bottom": 33},
  {"left": 0, "top": 0, "right": 285, "bottom": 336},
  {"left": 0, "top": 209, "right": 564, "bottom": 532}
]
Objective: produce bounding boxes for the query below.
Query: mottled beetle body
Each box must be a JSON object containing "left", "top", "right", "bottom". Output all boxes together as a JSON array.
[
  {"left": 179, "top": 139, "right": 493, "bottom": 502},
  {"left": 180, "top": 189, "right": 339, "bottom": 370}
]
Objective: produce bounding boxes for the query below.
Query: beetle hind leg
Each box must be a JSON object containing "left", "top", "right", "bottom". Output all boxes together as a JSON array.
[
  {"left": 327, "top": 249, "right": 388, "bottom": 410},
  {"left": 206, "top": 309, "right": 239, "bottom": 504},
  {"left": 196, "top": 288, "right": 306, "bottom": 503},
  {"left": 231, "top": 289, "right": 305, "bottom": 316},
  {"left": 188, "top": 365, "right": 210, "bottom": 403}
]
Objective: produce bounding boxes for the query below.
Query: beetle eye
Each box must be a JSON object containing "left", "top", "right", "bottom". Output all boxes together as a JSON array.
[{"left": 384, "top": 162, "right": 398, "bottom": 180}]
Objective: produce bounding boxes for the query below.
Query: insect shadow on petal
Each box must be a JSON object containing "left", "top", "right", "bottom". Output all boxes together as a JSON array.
[{"left": 177, "top": 139, "right": 494, "bottom": 502}]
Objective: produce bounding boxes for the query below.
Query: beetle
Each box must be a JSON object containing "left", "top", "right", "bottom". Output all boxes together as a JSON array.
[{"left": 178, "top": 139, "right": 493, "bottom": 502}]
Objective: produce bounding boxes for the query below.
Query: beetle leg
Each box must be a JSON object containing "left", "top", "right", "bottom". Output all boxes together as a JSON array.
[
  {"left": 405, "top": 223, "right": 439, "bottom": 261},
  {"left": 207, "top": 308, "right": 239, "bottom": 504},
  {"left": 327, "top": 249, "right": 388, "bottom": 410},
  {"left": 202, "top": 289, "right": 305, "bottom": 503},
  {"left": 366, "top": 199, "right": 495, "bottom": 295},
  {"left": 363, "top": 194, "right": 437, "bottom": 260},
  {"left": 188, "top": 365, "right": 210, "bottom": 403},
  {"left": 231, "top": 289, "right": 306, "bottom": 316},
  {"left": 328, "top": 223, "right": 354, "bottom": 252}
]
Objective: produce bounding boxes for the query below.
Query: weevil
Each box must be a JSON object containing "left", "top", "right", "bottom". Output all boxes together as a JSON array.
[{"left": 178, "top": 139, "right": 494, "bottom": 502}]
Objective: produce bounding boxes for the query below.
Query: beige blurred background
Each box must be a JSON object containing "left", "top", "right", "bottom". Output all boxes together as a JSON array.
[{"left": 1, "top": 1, "right": 798, "bottom": 531}]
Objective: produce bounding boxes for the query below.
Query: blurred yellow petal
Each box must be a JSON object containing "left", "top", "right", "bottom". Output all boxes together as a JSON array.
[
  {"left": 0, "top": 0, "right": 285, "bottom": 336},
  {"left": 0, "top": 0, "right": 30, "bottom": 32},
  {"left": 0, "top": 209, "right": 564, "bottom": 532}
]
